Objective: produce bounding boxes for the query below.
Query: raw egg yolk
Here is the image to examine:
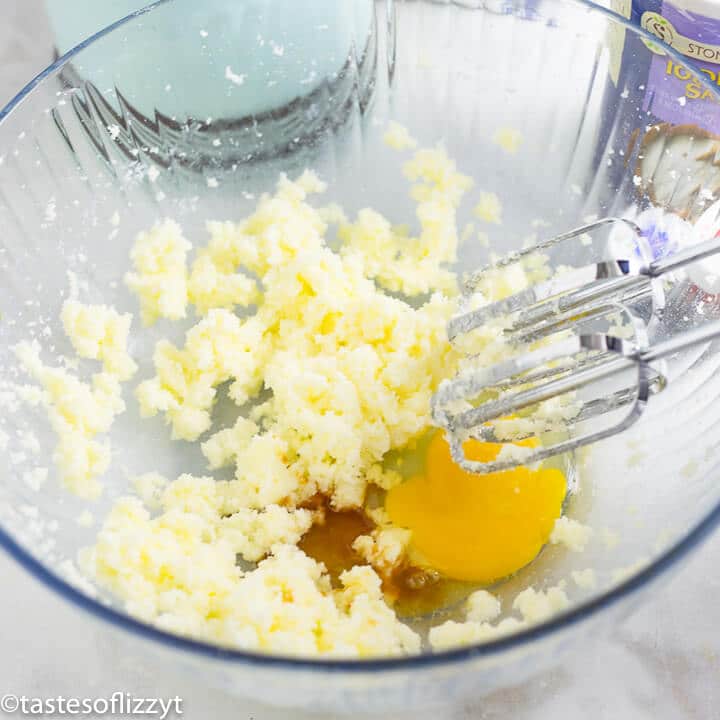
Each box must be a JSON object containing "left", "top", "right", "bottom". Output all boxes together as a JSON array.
[{"left": 385, "top": 432, "right": 567, "bottom": 584}]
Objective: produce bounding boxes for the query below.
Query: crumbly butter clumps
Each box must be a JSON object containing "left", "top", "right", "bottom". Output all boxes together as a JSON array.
[
  {"left": 339, "top": 148, "right": 472, "bottom": 296},
  {"left": 460, "top": 222, "right": 475, "bottom": 245},
  {"left": 383, "top": 122, "right": 418, "bottom": 151},
  {"left": 187, "top": 222, "right": 260, "bottom": 315},
  {"left": 135, "top": 308, "right": 262, "bottom": 441},
  {"left": 571, "top": 568, "right": 597, "bottom": 590},
  {"left": 84, "top": 147, "right": 475, "bottom": 657},
  {"left": 492, "top": 127, "right": 523, "bottom": 155},
  {"left": 512, "top": 583, "right": 570, "bottom": 623},
  {"left": 78, "top": 133, "right": 593, "bottom": 658},
  {"left": 474, "top": 191, "right": 502, "bottom": 225},
  {"left": 125, "top": 219, "right": 191, "bottom": 325},
  {"left": 465, "top": 590, "right": 501, "bottom": 623},
  {"left": 131, "top": 471, "right": 170, "bottom": 510},
  {"left": 14, "top": 299, "right": 137, "bottom": 498},
  {"left": 82, "top": 481, "right": 419, "bottom": 656},
  {"left": 14, "top": 341, "right": 125, "bottom": 499},
  {"left": 428, "top": 617, "right": 526, "bottom": 650},
  {"left": 353, "top": 527, "right": 412, "bottom": 575},
  {"left": 550, "top": 516, "right": 593, "bottom": 552},
  {"left": 490, "top": 395, "right": 581, "bottom": 442},
  {"left": 134, "top": 162, "right": 461, "bottom": 510},
  {"left": 61, "top": 300, "right": 137, "bottom": 381},
  {"left": 428, "top": 584, "right": 569, "bottom": 652}
]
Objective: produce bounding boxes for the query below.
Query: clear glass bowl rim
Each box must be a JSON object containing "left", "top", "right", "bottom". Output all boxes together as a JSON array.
[{"left": 1, "top": 0, "right": 719, "bottom": 673}]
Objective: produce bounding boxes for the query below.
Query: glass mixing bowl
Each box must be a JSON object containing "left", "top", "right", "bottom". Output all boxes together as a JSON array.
[{"left": 2, "top": 0, "right": 720, "bottom": 713}]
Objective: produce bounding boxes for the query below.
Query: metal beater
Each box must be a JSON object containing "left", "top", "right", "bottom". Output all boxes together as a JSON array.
[{"left": 432, "top": 214, "right": 720, "bottom": 474}]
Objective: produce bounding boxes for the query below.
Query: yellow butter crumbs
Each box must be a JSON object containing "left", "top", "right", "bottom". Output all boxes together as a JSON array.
[
  {"left": 550, "top": 516, "right": 593, "bottom": 552},
  {"left": 133, "top": 164, "right": 462, "bottom": 510},
  {"left": 82, "top": 479, "right": 419, "bottom": 656},
  {"left": 428, "top": 584, "right": 570, "bottom": 651},
  {"left": 16, "top": 126, "right": 595, "bottom": 657},
  {"left": 474, "top": 191, "right": 503, "bottom": 225},
  {"left": 14, "top": 300, "right": 137, "bottom": 499},
  {"left": 124, "top": 219, "right": 191, "bottom": 325},
  {"left": 83, "top": 141, "right": 471, "bottom": 656},
  {"left": 61, "top": 300, "right": 137, "bottom": 381},
  {"left": 571, "top": 568, "right": 597, "bottom": 590},
  {"left": 492, "top": 127, "right": 523, "bottom": 155},
  {"left": 383, "top": 121, "right": 418, "bottom": 151}
]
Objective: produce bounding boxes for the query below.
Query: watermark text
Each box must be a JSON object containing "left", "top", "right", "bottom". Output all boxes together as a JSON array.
[{"left": 0, "top": 692, "right": 182, "bottom": 718}]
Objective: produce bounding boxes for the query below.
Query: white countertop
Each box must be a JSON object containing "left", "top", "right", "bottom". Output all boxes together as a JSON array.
[{"left": 1, "top": 2, "right": 718, "bottom": 718}]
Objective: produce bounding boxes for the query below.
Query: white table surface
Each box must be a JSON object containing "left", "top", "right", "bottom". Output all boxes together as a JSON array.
[{"left": 1, "top": 2, "right": 719, "bottom": 718}]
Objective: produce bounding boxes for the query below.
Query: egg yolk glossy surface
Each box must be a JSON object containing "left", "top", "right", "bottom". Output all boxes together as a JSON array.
[{"left": 385, "top": 432, "right": 567, "bottom": 584}]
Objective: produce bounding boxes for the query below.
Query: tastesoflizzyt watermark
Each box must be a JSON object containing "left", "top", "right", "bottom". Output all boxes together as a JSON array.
[{"left": 0, "top": 692, "right": 182, "bottom": 718}]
